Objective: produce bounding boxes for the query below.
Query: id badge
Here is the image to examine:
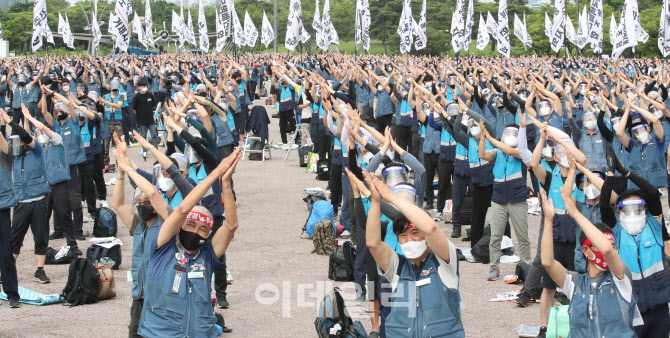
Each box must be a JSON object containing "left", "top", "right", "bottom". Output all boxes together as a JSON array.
[
  {"left": 188, "top": 271, "right": 204, "bottom": 279},
  {"left": 172, "top": 271, "right": 183, "bottom": 293},
  {"left": 416, "top": 278, "right": 431, "bottom": 287}
]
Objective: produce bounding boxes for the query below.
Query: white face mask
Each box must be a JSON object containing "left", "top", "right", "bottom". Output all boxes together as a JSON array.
[
  {"left": 158, "top": 177, "right": 175, "bottom": 192},
  {"left": 626, "top": 92, "right": 635, "bottom": 98},
  {"left": 377, "top": 85, "right": 383, "bottom": 91},
  {"left": 62, "top": 86, "right": 70, "bottom": 92},
  {"left": 612, "top": 122, "right": 620, "bottom": 131},
  {"left": 558, "top": 156, "right": 569, "bottom": 168},
  {"left": 584, "top": 120, "right": 597, "bottom": 130},
  {"left": 37, "top": 134, "right": 49, "bottom": 144},
  {"left": 400, "top": 240, "right": 427, "bottom": 259},
  {"left": 583, "top": 184, "right": 600, "bottom": 199},
  {"left": 542, "top": 146, "right": 553, "bottom": 158},
  {"left": 504, "top": 135, "right": 518, "bottom": 148},
  {"left": 653, "top": 110, "right": 663, "bottom": 119},
  {"left": 470, "top": 126, "right": 481, "bottom": 136},
  {"left": 140, "top": 87, "right": 148, "bottom": 94},
  {"left": 540, "top": 107, "right": 552, "bottom": 117},
  {"left": 636, "top": 130, "right": 651, "bottom": 144},
  {"left": 619, "top": 213, "right": 646, "bottom": 235}
]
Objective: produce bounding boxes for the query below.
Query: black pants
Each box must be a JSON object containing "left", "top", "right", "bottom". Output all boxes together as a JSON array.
[
  {"left": 11, "top": 198, "right": 49, "bottom": 256},
  {"left": 248, "top": 81, "right": 257, "bottom": 99},
  {"left": 50, "top": 181, "right": 77, "bottom": 249},
  {"left": 423, "top": 152, "right": 439, "bottom": 206},
  {"left": 279, "top": 109, "right": 296, "bottom": 144},
  {"left": 313, "top": 127, "right": 330, "bottom": 160},
  {"left": 330, "top": 163, "right": 343, "bottom": 214},
  {"left": 217, "top": 144, "right": 234, "bottom": 163},
  {"left": 436, "top": 160, "right": 454, "bottom": 212},
  {"left": 0, "top": 208, "right": 19, "bottom": 301},
  {"left": 122, "top": 105, "right": 134, "bottom": 143},
  {"left": 211, "top": 217, "right": 228, "bottom": 297},
  {"left": 395, "top": 125, "right": 413, "bottom": 155},
  {"left": 67, "top": 165, "right": 84, "bottom": 235},
  {"left": 451, "top": 175, "right": 472, "bottom": 230},
  {"left": 635, "top": 303, "right": 670, "bottom": 338},
  {"left": 522, "top": 217, "right": 545, "bottom": 299},
  {"left": 354, "top": 213, "right": 367, "bottom": 296},
  {"left": 470, "top": 185, "right": 493, "bottom": 248},
  {"left": 375, "top": 114, "right": 393, "bottom": 134},
  {"left": 128, "top": 298, "right": 143, "bottom": 337},
  {"left": 80, "top": 159, "right": 103, "bottom": 215}
]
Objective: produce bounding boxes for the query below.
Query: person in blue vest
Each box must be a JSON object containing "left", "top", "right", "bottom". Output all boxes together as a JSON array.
[
  {"left": 430, "top": 102, "right": 457, "bottom": 222},
  {"left": 0, "top": 109, "right": 20, "bottom": 308},
  {"left": 568, "top": 102, "right": 608, "bottom": 173},
  {"left": 20, "top": 106, "right": 79, "bottom": 256},
  {"left": 75, "top": 102, "right": 105, "bottom": 219},
  {"left": 370, "top": 71, "right": 395, "bottom": 134},
  {"left": 540, "top": 187, "right": 641, "bottom": 338},
  {"left": 272, "top": 68, "right": 299, "bottom": 145},
  {"left": 5, "top": 109, "right": 52, "bottom": 284},
  {"left": 41, "top": 89, "right": 87, "bottom": 241},
  {"left": 525, "top": 83, "right": 564, "bottom": 131},
  {"left": 597, "top": 151, "right": 670, "bottom": 337},
  {"left": 8, "top": 69, "right": 42, "bottom": 126},
  {"left": 416, "top": 98, "right": 440, "bottom": 211},
  {"left": 364, "top": 171, "right": 464, "bottom": 338},
  {"left": 616, "top": 95, "right": 667, "bottom": 190},
  {"left": 99, "top": 80, "right": 127, "bottom": 171},
  {"left": 597, "top": 102, "right": 630, "bottom": 194},
  {"left": 138, "top": 149, "right": 241, "bottom": 338}
]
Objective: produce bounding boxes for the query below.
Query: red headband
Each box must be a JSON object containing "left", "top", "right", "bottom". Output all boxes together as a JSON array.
[
  {"left": 402, "top": 222, "right": 417, "bottom": 232},
  {"left": 186, "top": 211, "right": 214, "bottom": 229},
  {"left": 582, "top": 232, "right": 614, "bottom": 247}
]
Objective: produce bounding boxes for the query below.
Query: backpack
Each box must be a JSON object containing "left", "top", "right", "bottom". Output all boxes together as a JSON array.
[
  {"left": 316, "top": 159, "right": 330, "bottom": 181},
  {"left": 86, "top": 244, "right": 123, "bottom": 270},
  {"left": 303, "top": 189, "right": 327, "bottom": 213},
  {"left": 313, "top": 220, "right": 336, "bottom": 255},
  {"left": 471, "top": 225, "right": 491, "bottom": 264},
  {"left": 93, "top": 207, "right": 118, "bottom": 238},
  {"left": 299, "top": 145, "right": 313, "bottom": 167},
  {"left": 328, "top": 241, "right": 356, "bottom": 281},
  {"left": 303, "top": 200, "right": 334, "bottom": 238},
  {"left": 61, "top": 258, "right": 100, "bottom": 307},
  {"left": 315, "top": 287, "right": 367, "bottom": 338},
  {"left": 45, "top": 246, "right": 77, "bottom": 265}
]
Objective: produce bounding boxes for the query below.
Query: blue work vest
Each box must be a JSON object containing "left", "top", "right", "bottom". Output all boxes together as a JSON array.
[
  {"left": 0, "top": 163, "right": 16, "bottom": 210},
  {"left": 212, "top": 114, "right": 234, "bottom": 147},
  {"left": 80, "top": 120, "right": 102, "bottom": 160},
  {"left": 423, "top": 117, "right": 441, "bottom": 154},
  {"left": 54, "top": 118, "right": 86, "bottom": 166},
  {"left": 627, "top": 137, "right": 667, "bottom": 189},
  {"left": 468, "top": 138, "right": 494, "bottom": 187},
  {"left": 104, "top": 93, "right": 125, "bottom": 121},
  {"left": 538, "top": 111, "right": 563, "bottom": 130},
  {"left": 578, "top": 129, "right": 608, "bottom": 172},
  {"left": 355, "top": 83, "right": 368, "bottom": 104},
  {"left": 568, "top": 271, "right": 637, "bottom": 337},
  {"left": 163, "top": 191, "right": 184, "bottom": 210},
  {"left": 42, "top": 141, "right": 70, "bottom": 185},
  {"left": 494, "top": 109, "right": 515, "bottom": 140},
  {"left": 454, "top": 143, "right": 470, "bottom": 177},
  {"left": 131, "top": 217, "right": 162, "bottom": 300},
  {"left": 439, "top": 123, "right": 456, "bottom": 162},
  {"left": 396, "top": 100, "right": 414, "bottom": 127},
  {"left": 547, "top": 165, "right": 578, "bottom": 243},
  {"left": 139, "top": 241, "right": 218, "bottom": 338},
  {"left": 188, "top": 164, "right": 208, "bottom": 184},
  {"left": 492, "top": 149, "right": 527, "bottom": 204},
  {"left": 11, "top": 86, "right": 29, "bottom": 109},
  {"left": 376, "top": 91, "right": 393, "bottom": 117},
  {"left": 12, "top": 145, "right": 51, "bottom": 200},
  {"left": 28, "top": 85, "right": 40, "bottom": 102},
  {"left": 614, "top": 214, "right": 670, "bottom": 313},
  {"left": 384, "top": 252, "right": 465, "bottom": 337}
]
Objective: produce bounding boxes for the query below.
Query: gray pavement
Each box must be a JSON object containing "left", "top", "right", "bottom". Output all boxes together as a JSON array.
[{"left": 1, "top": 97, "right": 550, "bottom": 338}]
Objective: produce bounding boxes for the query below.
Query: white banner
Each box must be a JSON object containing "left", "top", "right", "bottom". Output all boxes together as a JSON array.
[
  {"left": 631, "top": 0, "right": 648, "bottom": 44},
  {"left": 186, "top": 9, "right": 196, "bottom": 46},
  {"left": 544, "top": 11, "right": 552, "bottom": 38},
  {"left": 575, "top": 5, "right": 589, "bottom": 49},
  {"left": 244, "top": 10, "right": 258, "bottom": 47},
  {"left": 513, "top": 13, "right": 526, "bottom": 50},
  {"left": 565, "top": 13, "right": 577, "bottom": 44},
  {"left": 664, "top": 0, "right": 670, "bottom": 53},
  {"left": 64, "top": 14, "right": 74, "bottom": 49},
  {"left": 110, "top": 0, "right": 130, "bottom": 51},
  {"left": 452, "top": 0, "right": 465, "bottom": 53},
  {"left": 172, "top": 10, "right": 184, "bottom": 48},
  {"left": 486, "top": 11, "right": 496, "bottom": 36},
  {"left": 496, "top": 0, "right": 510, "bottom": 57},
  {"left": 550, "top": 0, "right": 565, "bottom": 53},
  {"left": 0, "top": 17, "right": 3, "bottom": 42},
  {"left": 612, "top": 0, "right": 636, "bottom": 59},
  {"left": 314, "top": 0, "right": 327, "bottom": 51},
  {"left": 463, "top": 0, "right": 474, "bottom": 50},
  {"left": 361, "top": 0, "right": 371, "bottom": 51},
  {"left": 322, "top": 0, "right": 337, "bottom": 45},
  {"left": 261, "top": 11, "right": 274, "bottom": 49},
  {"left": 133, "top": 11, "right": 146, "bottom": 48},
  {"left": 414, "top": 0, "right": 427, "bottom": 50},
  {"left": 609, "top": 13, "right": 617, "bottom": 46},
  {"left": 220, "top": 0, "right": 230, "bottom": 37},
  {"left": 476, "top": 13, "right": 490, "bottom": 50},
  {"left": 523, "top": 13, "right": 532, "bottom": 48},
  {"left": 215, "top": 9, "right": 224, "bottom": 52},
  {"left": 91, "top": 11, "right": 101, "bottom": 52},
  {"left": 398, "top": 0, "right": 413, "bottom": 54},
  {"left": 587, "top": 0, "right": 603, "bottom": 52},
  {"left": 285, "top": 0, "right": 301, "bottom": 51},
  {"left": 43, "top": 20, "right": 54, "bottom": 45},
  {"left": 32, "top": 0, "right": 47, "bottom": 52},
  {"left": 198, "top": 0, "right": 209, "bottom": 52},
  {"left": 231, "top": 7, "right": 246, "bottom": 46},
  {"left": 145, "top": 0, "right": 154, "bottom": 47}
]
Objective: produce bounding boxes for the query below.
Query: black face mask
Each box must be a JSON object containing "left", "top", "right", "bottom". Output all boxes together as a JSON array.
[
  {"left": 235, "top": 78, "right": 242, "bottom": 84},
  {"left": 178, "top": 229, "right": 207, "bottom": 251},
  {"left": 57, "top": 113, "right": 69, "bottom": 121},
  {"left": 137, "top": 205, "right": 157, "bottom": 221}
]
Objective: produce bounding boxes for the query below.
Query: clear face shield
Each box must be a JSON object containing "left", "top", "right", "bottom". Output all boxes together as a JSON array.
[
  {"left": 632, "top": 125, "right": 651, "bottom": 144},
  {"left": 542, "top": 138, "right": 555, "bottom": 159},
  {"left": 34, "top": 128, "right": 49, "bottom": 145},
  {"left": 467, "top": 119, "right": 481, "bottom": 137},
  {"left": 382, "top": 165, "right": 409, "bottom": 188},
  {"left": 133, "top": 187, "right": 152, "bottom": 208},
  {"left": 617, "top": 199, "right": 646, "bottom": 217},
  {"left": 446, "top": 103, "right": 460, "bottom": 117},
  {"left": 554, "top": 144, "right": 569, "bottom": 168},
  {"left": 185, "top": 144, "right": 201, "bottom": 164},
  {"left": 578, "top": 172, "right": 603, "bottom": 200},
  {"left": 649, "top": 104, "right": 663, "bottom": 119},
  {"left": 392, "top": 183, "right": 418, "bottom": 204},
  {"left": 538, "top": 100, "right": 552, "bottom": 117},
  {"left": 9, "top": 135, "right": 21, "bottom": 156},
  {"left": 502, "top": 127, "right": 519, "bottom": 147},
  {"left": 582, "top": 112, "right": 597, "bottom": 130},
  {"left": 186, "top": 108, "right": 201, "bottom": 121}
]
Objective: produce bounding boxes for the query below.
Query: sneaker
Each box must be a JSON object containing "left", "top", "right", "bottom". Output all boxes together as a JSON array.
[
  {"left": 424, "top": 204, "right": 434, "bottom": 211},
  {"left": 486, "top": 266, "right": 500, "bottom": 281},
  {"left": 75, "top": 233, "right": 86, "bottom": 241},
  {"left": 340, "top": 230, "right": 351, "bottom": 238},
  {"left": 83, "top": 216, "right": 92, "bottom": 223},
  {"left": 226, "top": 271, "right": 233, "bottom": 284},
  {"left": 49, "top": 232, "right": 64, "bottom": 240},
  {"left": 70, "top": 248, "right": 83, "bottom": 256},
  {"left": 433, "top": 212, "right": 443, "bottom": 221},
  {"left": 100, "top": 200, "right": 109, "bottom": 208},
  {"left": 368, "top": 331, "right": 381, "bottom": 338},
  {"left": 106, "top": 177, "right": 118, "bottom": 186},
  {"left": 8, "top": 298, "right": 21, "bottom": 308},
  {"left": 216, "top": 295, "right": 230, "bottom": 309},
  {"left": 515, "top": 291, "right": 531, "bottom": 307},
  {"left": 555, "top": 292, "right": 570, "bottom": 305},
  {"left": 34, "top": 269, "right": 50, "bottom": 284},
  {"left": 451, "top": 228, "right": 462, "bottom": 238},
  {"left": 536, "top": 326, "right": 547, "bottom": 338}
]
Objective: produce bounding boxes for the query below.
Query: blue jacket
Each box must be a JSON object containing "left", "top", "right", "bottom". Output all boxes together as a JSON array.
[
  {"left": 54, "top": 118, "right": 86, "bottom": 166},
  {"left": 130, "top": 217, "right": 162, "bottom": 300},
  {"left": 12, "top": 142, "right": 51, "bottom": 200},
  {"left": 492, "top": 149, "right": 527, "bottom": 204},
  {"left": 42, "top": 141, "right": 70, "bottom": 185},
  {"left": 212, "top": 114, "right": 235, "bottom": 148},
  {"left": 0, "top": 156, "right": 16, "bottom": 210},
  {"left": 626, "top": 136, "right": 667, "bottom": 189}
]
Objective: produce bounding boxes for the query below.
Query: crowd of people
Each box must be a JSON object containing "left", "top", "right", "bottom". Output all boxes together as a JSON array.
[{"left": 0, "top": 52, "right": 669, "bottom": 337}]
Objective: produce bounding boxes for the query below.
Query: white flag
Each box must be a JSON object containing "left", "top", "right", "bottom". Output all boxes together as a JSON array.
[
  {"left": 463, "top": 0, "right": 474, "bottom": 50},
  {"left": 215, "top": 9, "right": 224, "bottom": 52},
  {"left": 110, "top": 0, "right": 130, "bottom": 51},
  {"left": 496, "top": 0, "right": 510, "bottom": 57},
  {"left": 486, "top": 11, "right": 496, "bottom": 36},
  {"left": 522, "top": 12, "right": 532, "bottom": 48},
  {"left": 91, "top": 11, "right": 101, "bottom": 52},
  {"left": 661, "top": 0, "right": 670, "bottom": 56},
  {"left": 145, "top": 0, "right": 154, "bottom": 47},
  {"left": 219, "top": 0, "right": 230, "bottom": 37},
  {"left": 322, "top": 0, "right": 337, "bottom": 45},
  {"left": 398, "top": 0, "right": 413, "bottom": 54},
  {"left": 452, "top": 0, "right": 465, "bottom": 53},
  {"left": 172, "top": 10, "right": 185, "bottom": 48},
  {"left": 43, "top": 21, "right": 54, "bottom": 45},
  {"left": 314, "top": 0, "right": 327, "bottom": 51},
  {"left": 32, "top": 0, "right": 47, "bottom": 52},
  {"left": 414, "top": 0, "right": 427, "bottom": 50},
  {"left": 476, "top": 13, "right": 490, "bottom": 50},
  {"left": 587, "top": 0, "right": 603, "bottom": 52},
  {"left": 631, "top": 0, "right": 648, "bottom": 44},
  {"left": 285, "top": 0, "right": 301, "bottom": 51},
  {"left": 612, "top": 0, "right": 636, "bottom": 59},
  {"left": 355, "top": 0, "right": 361, "bottom": 47},
  {"left": 244, "top": 11, "right": 258, "bottom": 47},
  {"left": 133, "top": 11, "right": 146, "bottom": 48},
  {"left": 198, "top": 0, "right": 209, "bottom": 52},
  {"left": 0, "top": 17, "right": 3, "bottom": 42},
  {"left": 565, "top": 13, "right": 577, "bottom": 44},
  {"left": 664, "top": 0, "right": 670, "bottom": 52},
  {"left": 186, "top": 9, "right": 197, "bottom": 46},
  {"left": 261, "top": 11, "right": 274, "bottom": 48},
  {"left": 513, "top": 13, "right": 527, "bottom": 50},
  {"left": 361, "top": 0, "right": 371, "bottom": 51},
  {"left": 544, "top": 11, "right": 552, "bottom": 38},
  {"left": 575, "top": 5, "right": 589, "bottom": 49},
  {"left": 609, "top": 13, "right": 617, "bottom": 46},
  {"left": 550, "top": 0, "right": 565, "bottom": 53},
  {"left": 59, "top": 13, "right": 74, "bottom": 49},
  {"left": 231, "top": 5, "right": 246, "bottom": 46}
]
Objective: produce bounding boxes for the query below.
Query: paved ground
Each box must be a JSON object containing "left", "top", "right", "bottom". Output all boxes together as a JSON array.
[{"left": 2, "top": 97, "right": 554, "bottom": 338}]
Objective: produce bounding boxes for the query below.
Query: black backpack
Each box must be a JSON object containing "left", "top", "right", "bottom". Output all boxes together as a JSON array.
[
  {"left": 61, "top": 258, "right": 100, "bottom": 307},
  {"left": 299, "top": 145, "right": 313, "bottom": 167},
  {"left": 86, "top": 244, "right": 123, "bottom": 270},
  {"left": 93, "top": 207, "right": 118, "bottom": 238},
  {"left": 317, "top": 160, "right": 330, "bottom": 181},
  {"left": 328, "top": 241, "right": 356, "bottom": 281},
  {"left": 45, "top": 246, "right": 77, "bottom": 265}
]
